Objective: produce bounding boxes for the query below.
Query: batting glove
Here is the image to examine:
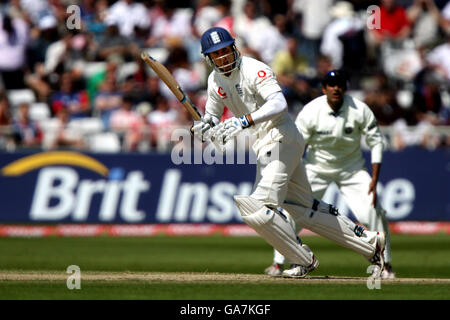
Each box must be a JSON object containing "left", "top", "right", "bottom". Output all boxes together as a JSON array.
[
  {"left": 191, "top": 114, "right": 215, "bottom": 142},
  {"left": 212, "top": 114, "right": 253, "bottom": 144}
]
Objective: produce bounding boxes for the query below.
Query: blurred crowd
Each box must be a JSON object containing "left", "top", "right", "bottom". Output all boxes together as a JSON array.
[{"left": 0, "top": 0, "right": 449, "bottom": 153}]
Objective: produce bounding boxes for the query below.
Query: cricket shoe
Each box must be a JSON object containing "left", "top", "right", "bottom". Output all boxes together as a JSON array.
[
  {"left": 264, "top": 263, "right": 284, "bottom": 277},
  {"left": 369, "top": 232, "right": 386, "bottom": 278},
  {"left": 282, "top": 245, "right": 319, "bottom": 278},
  {"left": 381, "top": 263, "right": 396, "bottom": 279}
]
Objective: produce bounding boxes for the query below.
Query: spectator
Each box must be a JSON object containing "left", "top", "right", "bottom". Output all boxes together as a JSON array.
[
  {"left": 0, "top": 92, "right": 13, "bottom": 149},
  {"left": 134, "top": 101, "right": 153, "bottom": 151},
  {"left": 120, "top": 74, "right": 146, "bottom": 104},
  {"left": 412, "top": 68, "right": 446, "bottom": 124},
  {"left": 214, "top": 0, "right": 234, "bottom": 36},
  {"left": 193, "top": 0, "right": 224, "bottom": 37},
  {"left": 234, "top": 0, "right": 282, "bottom": 63},
  {"left": 407, "top": 0, "right": 442, "bottom": 47},
  {"left": 44, "top": 30, "right": 73, "bottom": 75},
  {"left": 320, "top": 2, "right": 365, "bottom": 71},
  {"left": 160, "top": 47, "right": 202, "bottom": 108},
  {"left": 305, "top": 53, "right": 335, "bottom": 91},
  {"left": 11, "top": 103, "right": 42, "bottom": 148},
  {"left": 140, "top": 76, "right": 164, "bottom": 107},
  {"left": 93, "top": 73, "right": 123, "bottom": 129},
  {"left": 17, "top": 0, "right": 52, "bottom": 26},
  {"left": 272, "top": 36, "right": 309, "bottom": 79},
  {"left": 364, "top": 73, "right": 405, "bottom": 126},
  {"left": 441, "top": 1, "right": 450, "bottom": 35},
  {"left": 24, "top": 63, "right": 52, "bottom": 102},
  {"left": 110, "top": 94, "right": 143, "bottom": 151},
  {"left": 50, "top": 72, "right": 90, "bottom": 119},
  {"left": 146, "top": 2, "right": 193, "bottom": 49},
  {"left": 292, "top": 0, "right": 334, "bottom": 67},
  {"left": 426, "top": 35, "right": 450, "bottom": 82},
  {"left": 81, "top": 0, "right": 109, "bottom": 43},
  {"left": 97, "top": 19, "right": 137, "bottom": 62},
  {"left": 287, "top": 54, "right": 334, "bottom": 112},
  {"left": 369, "top": 0, "right": 412, "bottom": 45},
  {"left": 26, "top": 14, "right": 60, "bottom": 71},
  {"left": 0, "top": 12, "right": 29, "bottom": 89},
  {"left": 271, "top": 36, "right": 309, "bottom": 105},
  {"left": 391, "top": 116, "right": 440, "bottom": 150},
  {"left": 0, "top": 92, "right": 12, "bottom": 127},
  {"left": 105, "top": 0, "right": 150, "bottom": 38},
  {"left": 147, "top": 95, "right": 178, "bottom": 151},
  {"left": 87, "top": 57, "right": 119, "bottom": 105},
  {"left": 49, "top": 108, "right": 85, "bottom": 150},
  {"left": 272, "top": 13, "right": 291, "bottom": 38}
]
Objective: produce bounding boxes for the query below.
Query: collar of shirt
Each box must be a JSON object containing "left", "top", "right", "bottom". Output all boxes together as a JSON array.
[
  {"left": 218, "top": 67, "right": 239, "bottom": 81},
  {"left": 326, "top": 94, "right": 349, "bottom": 117}
]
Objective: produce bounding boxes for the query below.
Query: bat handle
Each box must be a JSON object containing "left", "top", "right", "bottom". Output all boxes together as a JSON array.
[{"left": 141, "top": 52, "right": 155, "bottom": 62}]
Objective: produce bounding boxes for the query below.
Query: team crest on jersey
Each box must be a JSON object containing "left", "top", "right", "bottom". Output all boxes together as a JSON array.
[{"left": 235, "top": 84, "right": 243, "bottom": 97}]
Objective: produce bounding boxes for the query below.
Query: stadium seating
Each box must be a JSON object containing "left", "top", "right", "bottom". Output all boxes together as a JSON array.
[
  {"left": 88, "top": 132, "right": 121, "bottom": 153},
  {"left": 7, "top": 89, "right": 36, "bottom": 107}
]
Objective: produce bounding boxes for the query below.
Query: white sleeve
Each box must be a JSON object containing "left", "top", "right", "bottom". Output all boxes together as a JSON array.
[
  {"left": 204, "top": 75, "right": 225, "bottom": 121},
  {"left": 250, "top": 91, "right": 287, "bottom": 124},
  {"left": 295, "top": 106, "right": 313, "bottom": 144},
  {"left": 247, "top": 58, "right": 282, "bottom": 100},
  {"left": 362, "top": 104, "right": 384, "bottom": 164}
]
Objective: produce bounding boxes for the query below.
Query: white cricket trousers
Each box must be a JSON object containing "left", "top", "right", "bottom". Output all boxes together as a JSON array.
[
  {"left": 306, "top": 168, "right": 392, "bottom": 263},
  {"left": 250, "top": 121, "right": 313, "bottom": 210}
]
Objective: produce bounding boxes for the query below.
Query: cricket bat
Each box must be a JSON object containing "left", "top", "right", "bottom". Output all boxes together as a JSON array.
[{"left": 140, "top": 52, "right": 202, "bottom": 121}]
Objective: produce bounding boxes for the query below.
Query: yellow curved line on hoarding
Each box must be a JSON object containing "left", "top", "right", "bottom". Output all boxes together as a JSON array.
[{"left": 1, "top": 151, "right": 109, "bottom": 177}]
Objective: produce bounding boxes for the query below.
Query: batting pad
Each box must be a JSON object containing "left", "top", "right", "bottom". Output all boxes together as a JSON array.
[
  {"left": 234, "top": 195, "right": 313, "bottom": 266},
  {"left": 282, "top": 202, "right": 378, "bottom": 259}
]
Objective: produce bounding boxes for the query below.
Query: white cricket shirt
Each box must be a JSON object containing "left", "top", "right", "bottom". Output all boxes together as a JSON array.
[
  {"left": 295, "top": 94, "right": 384, "bottom": 175},
  {"left": 205, "top": 56, "right": 290, "bottom": 136}
]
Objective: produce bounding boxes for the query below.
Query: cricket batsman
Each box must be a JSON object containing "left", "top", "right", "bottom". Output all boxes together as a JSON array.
[{"left": 192, "top": 27, "right": 386, "bottom": 278}]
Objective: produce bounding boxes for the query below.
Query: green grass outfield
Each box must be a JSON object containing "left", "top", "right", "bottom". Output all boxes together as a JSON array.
[{"left": 0, "top": 234, "right": 449, "bottom": 300}]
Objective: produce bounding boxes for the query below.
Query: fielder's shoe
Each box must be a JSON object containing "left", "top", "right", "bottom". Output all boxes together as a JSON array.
[
  {"left": 282, "top": 245, "right": 319, "bottom": 278},
  {"left": 369, "top": 232, "right": 386, "bottom": 278},
  {"left": 381, "top": 263, "right": 396, "bottom": 279},
  {"left": 264, "top": 263, "right": 283, "bottom": 276}
]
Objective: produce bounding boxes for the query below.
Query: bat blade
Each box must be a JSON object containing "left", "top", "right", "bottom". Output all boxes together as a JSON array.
[{"left": 141, "top": 52, "right": 202, "bottom": 121}]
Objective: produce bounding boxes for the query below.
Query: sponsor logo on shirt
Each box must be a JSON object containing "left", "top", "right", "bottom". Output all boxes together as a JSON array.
[{"left": 257, "top": 70, "right": 272, "bottom": 84}]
